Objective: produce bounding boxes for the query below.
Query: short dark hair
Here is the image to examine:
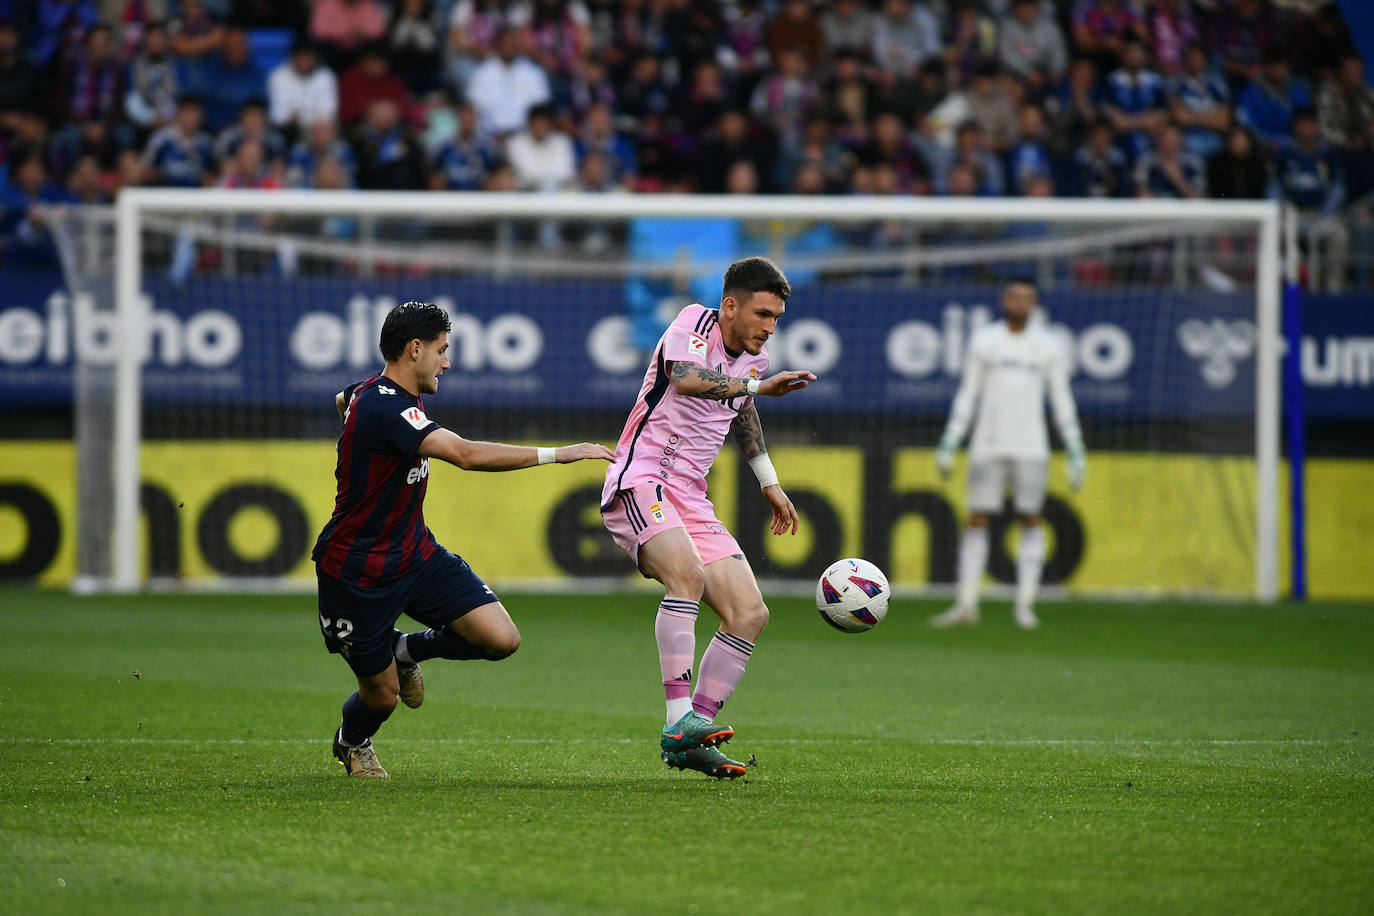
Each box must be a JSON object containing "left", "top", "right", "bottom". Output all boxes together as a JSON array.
[
  {"left": 722, "top": 256, "right": 791, "bottom": 303},
  {"left": 1006, "top": 276, "right": 1038, "bottom": 293},
  {"left": 379, "top": 300, "right": 452, "bottom": 361}
]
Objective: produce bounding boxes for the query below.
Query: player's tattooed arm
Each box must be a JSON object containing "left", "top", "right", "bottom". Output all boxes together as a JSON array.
[
  {"left": 730, "top": 404, "right": 767, "bottom": 460},
  {"left": 669, "top": 360, "right": 749, "bottom": 400}
]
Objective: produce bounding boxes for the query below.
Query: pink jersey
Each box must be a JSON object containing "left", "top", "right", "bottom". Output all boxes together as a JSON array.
[{"left": 601, "top": 304, "right": 770, "bottom": 509}]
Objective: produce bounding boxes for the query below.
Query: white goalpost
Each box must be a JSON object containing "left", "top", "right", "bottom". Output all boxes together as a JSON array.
[{"left": 100, "top": 190, "right": 1280, "bottom": 599}]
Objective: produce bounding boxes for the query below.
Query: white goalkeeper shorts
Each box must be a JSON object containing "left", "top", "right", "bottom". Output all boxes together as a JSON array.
[{"left": 966, "top": 458, "right": 1048, "bottom": 516}]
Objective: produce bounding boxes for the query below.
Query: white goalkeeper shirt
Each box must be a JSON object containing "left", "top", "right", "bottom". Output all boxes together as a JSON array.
[{"left": 942, "top": 319, "right": 1082, "bottom": 460}]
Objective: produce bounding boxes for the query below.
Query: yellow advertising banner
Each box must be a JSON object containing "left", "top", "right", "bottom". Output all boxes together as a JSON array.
[{"left": 1, "top": 442, "right": 1371, "bottom": 599}]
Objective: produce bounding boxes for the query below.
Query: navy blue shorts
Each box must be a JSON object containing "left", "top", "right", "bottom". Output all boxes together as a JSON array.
[{"left": 316, "top": 549, "right": 497, "bottom": 678}]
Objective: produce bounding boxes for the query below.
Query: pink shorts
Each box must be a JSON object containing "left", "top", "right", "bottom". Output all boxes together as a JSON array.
[{"left": 602, "top": 480, "right": 742, "bottom": 575}]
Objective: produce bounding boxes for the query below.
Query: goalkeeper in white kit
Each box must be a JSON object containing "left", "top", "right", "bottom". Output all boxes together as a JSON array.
[{"left": 930, "top": 278, "right": 1086, "bottom": 630}]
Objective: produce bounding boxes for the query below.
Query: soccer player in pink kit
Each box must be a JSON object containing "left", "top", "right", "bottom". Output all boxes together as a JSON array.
[{"left": 601, "top": 256, "right": 816, "bottom": 778}]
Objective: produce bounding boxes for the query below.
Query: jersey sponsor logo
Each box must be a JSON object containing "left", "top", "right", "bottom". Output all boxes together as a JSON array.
[
  {"left": 401, "top": 406, "right": 430, "bottom": 430},
  {"left": 687, "top": 334, "right": 708, "bottom": 356},
  {"left": 405, "top": 457, "right": 430, "bottom": 485}
]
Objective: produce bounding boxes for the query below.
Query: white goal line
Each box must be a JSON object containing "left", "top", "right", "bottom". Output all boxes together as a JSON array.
[{"left": 0, "top": 737, "right": 1359, "bottom": 748}]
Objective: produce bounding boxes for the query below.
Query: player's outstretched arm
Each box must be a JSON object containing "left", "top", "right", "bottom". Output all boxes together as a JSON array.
[
  {"left": 669, "top": 361, "right": 816, "bottom": 400},
  {"left": 418, "top": 429, "right": 614, "bottom": 471},
  {"left": 731, "top": 406, "right": 800, "bottom": 535}
]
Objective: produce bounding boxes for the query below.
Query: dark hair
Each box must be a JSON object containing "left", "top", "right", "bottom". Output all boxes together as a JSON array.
[
  {"left": 722, "top": 256, "right": 791, "bottom": 303},
  {"left": 379, "top": 300, "right": 452, "bottom": 361},
  {"left": 1006, "top": 276, "right": 1038, "bottom": 293},
  {"left": 1292, "top": 107, "right": 1318, "bottom": 126}
]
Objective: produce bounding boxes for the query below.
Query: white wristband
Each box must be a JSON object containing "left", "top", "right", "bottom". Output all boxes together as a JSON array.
[
  {"left": 537, "top": 447, "right": 557, "bottom": 466},
  {"left": 746, "top": 378, "right": 761, "bottom": 396},
  {"left": 749, "top": 453, "right": 779, "bottom": 489}
]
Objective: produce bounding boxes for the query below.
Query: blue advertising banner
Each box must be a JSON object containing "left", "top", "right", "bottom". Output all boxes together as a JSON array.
[{"left": 0, "top": 271, "right": 1370, "bottom": 419}]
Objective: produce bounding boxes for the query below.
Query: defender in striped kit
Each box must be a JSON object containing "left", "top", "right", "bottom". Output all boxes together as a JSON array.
[
  {"left": 313, "top": 301, "right": 613, "bottom": 778},
  {"left": 601, "top": 257, "right": 817, "bottom": 779}
]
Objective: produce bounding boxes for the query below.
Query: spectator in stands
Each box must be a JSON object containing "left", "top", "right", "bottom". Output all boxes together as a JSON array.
[
  {"left": 857, "top": 109, "right": 930, "bottom": 193},
  {"left": 287, "top": 117, "right": 356, "bottom": 188},
  {"left": 465, "top": 25, "right": 552, "bottom": 137},
  {"left": 57, "top": 23, "right": 124, "bottom": 137},
  {"left": 338, "top": 43, "right": 414, "bottom": 129},
  {"left": 50, "top": 116, "right": 121, "bottom": 180},
  {"left": 1071, "top": 0, "right": 1148, "bottom": 73},
  {"left": 575, "top": 101, "right": 637, "bottom": 187},
  {"left": 0, "top": 149, "right": 75, "bottom": 268},
  {"left": 217, "top": 136, "right": 282, "bottom": 188},
  {"left": 1048, "top": 56, "right": 1105, "bottom": 153},
  {"left": 506, "top": 102, "right": 576, "bottom": 192},
  {"left": 717, "top": 0, "right": 769, "bottom": 85},
  {"left": 679, "top": 60, "right": 730, "bottom": 137},
  {"left": 750, "top": 45, "right": 820, "bottom": 148},
  {"left": 141, "top": 93, "right": 213, "bottom": 186},
  {"left": 1207, "top": 124, "right": 1270, "bottom": 200},
  {"left": 1237, "top": 50, "right": 1311, "bottom": 150},
  {"left": 565, "top": 52, "right": 615, "bottom": 124},
  {"left": 615, "top": 52, "right": 670, "bottom": 132},
  {"left": 66, "top": 151, "right": 108, "bottom": 203},
  {"left": 1316, "top": 53, "right": 1374, "bottom": 151},
  {"left": 526, "top": 0, "right": 594, "bottom": 88},
  {"left": 0, "top": 22, "right": 41, "bottom": 136},
  {"left": 214, "top": 98, "right": 285, "bottom": 166},
  {"left": 353, "top": 96, "right": 426, "bottom": 189},
  {"left": 1144, "top": 0, "right": 1200, "bottom": 76},
  {"left": 1075, "top": 117, "right": 1132, "bottom": 196},
  {"left": 777, "top": 115, "right": 849, "bottom": 192},
  {"left": 1105, "top": 38, "right": 1168, "bottom": 159},
  {"left": 30, "top": 0, "right": 99, "bottom": 73},
  {"left": 871, "top": 0, "right": 942, "bottom": 79},
  {"left": 268, "top": 38, "right": 339, "bottom": 136},
  {"left": 445, "top": 0, "right": 507, "bottom": 91},
  {"left": 386, "top": 0, "right": 442, "bottom": 96},
  {"left": 1285, "top": 0, "right": 1357, "bottom": 83},
  {"left": 1169, "top": 43, "right": 1231, "bottom": 160},
  {"left": 1209, "top": 0, "right": 1279, "bottom": 91},
  {"left": 819, "top": 51, "right": 873, "bottom": 138},
  {"left": 696, "top": 108, "right": 774, "bottom": 194},
  {"left": 1009, "top": 102, "right": 1054, "bottom": 194},
  {"left": 998, "top": 0, "right": 1068, "bottom": 92},
  {"left": 195, "top": 26, "right": 268, "bottom": 132},
  {"left": 1278, "top": 107, "right": 1348, "bottom": 290},
  {"left": 168, "top": 0, "right": 225, "bottom": 91},
  {"left": 820, "top": 0, "right": 875, "bottom": 58},
  {"left": 429, "top": 99, "right": 499, "bottom": 190},
  {"left": 965, "top": 59, "right": 1020, "bottom": 153},
  {"left": 1134, "top": 121, "right": 1206, "bottom": 197},
  {"left": 945, "top": 0, "right": 997, "bottom": 82},
  {"left": 766, "top": 0, "right": 825, "bottom": 70},
  {"left": 310, "top": 0, "right": 386, "bottom": 70},
  {"left": 935, "top": 120, "right": 1006, "bottom": 196},
  {"left": 124, "top": 20, "right": 179, "bottom": 138}
]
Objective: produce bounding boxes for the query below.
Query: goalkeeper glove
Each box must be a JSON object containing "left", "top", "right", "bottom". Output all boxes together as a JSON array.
[
  {"left": 935, "top": 434, "right": 958, "bottom": 480},
  {"left": 1066, "top": 441, "right": 1087, "bottom": 492}
]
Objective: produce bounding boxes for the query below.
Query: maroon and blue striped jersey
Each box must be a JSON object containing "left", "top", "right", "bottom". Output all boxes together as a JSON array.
[{"left": 312, "top": 374, "right": 441, "bottom": 588}]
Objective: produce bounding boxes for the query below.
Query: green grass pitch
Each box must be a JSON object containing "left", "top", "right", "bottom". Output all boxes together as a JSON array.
[{"left": 1, "top": 590, "right": 1371, "bottom": 915}]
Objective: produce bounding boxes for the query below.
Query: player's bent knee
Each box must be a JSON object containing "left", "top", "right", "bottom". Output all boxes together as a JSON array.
[
  {"left": 361, "top": 684, "right": 399, "bottom": 712},
  {"left": 664, "top": 562, "right": 706, "bottom": 601},
  {"left": 485, "top": 625, "right": 521, "bottom": 660}
]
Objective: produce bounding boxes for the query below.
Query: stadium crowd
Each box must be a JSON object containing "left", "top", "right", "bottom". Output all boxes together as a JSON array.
[{"left": 0, "top": 1, "right": 1371, "bottom": 284}]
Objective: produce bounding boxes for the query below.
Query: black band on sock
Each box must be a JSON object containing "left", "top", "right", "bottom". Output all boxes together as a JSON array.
[
  {"left": 340, "top": 691, "right": 393, "bottom": 746},
  {"left": 405, "top": 627, "right": 490, "bottom": 662}
]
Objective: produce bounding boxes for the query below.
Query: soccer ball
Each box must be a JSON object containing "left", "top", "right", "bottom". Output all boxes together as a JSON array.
[{"left": 815, "top": 558, "right": 890, "bottom": 633}]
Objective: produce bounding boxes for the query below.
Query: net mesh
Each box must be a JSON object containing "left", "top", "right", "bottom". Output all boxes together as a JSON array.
[{"left": 54, "top": 201, "right": 1265, "bottom": 595}]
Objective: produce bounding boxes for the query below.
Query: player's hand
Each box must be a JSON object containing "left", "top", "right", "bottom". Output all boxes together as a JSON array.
[
  {"left": 934, "top": 434, "right": 957, "bottom": 480},
  {"left": 556, "top": 443, "right": 616, "bottom": 463},
  {"left": 762, "top": 484, "right": 800, "bottom": 535},
  {"left": 757, "top": 370, "right": 816, "bottom": 397},
  {"left": 1066, "top": 442, "right": 1087, "bottom": 492}
]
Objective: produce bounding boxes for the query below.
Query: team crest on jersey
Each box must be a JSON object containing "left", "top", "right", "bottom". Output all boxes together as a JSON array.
[
  {"left": 688, "top": 334, "right": 708, "bottom": 355},
  {"left": 401, "top": 407, "right": 429, "bottom": 430},
  {"left": 648, "top": 502, "right": 665, "bottom": 522}
]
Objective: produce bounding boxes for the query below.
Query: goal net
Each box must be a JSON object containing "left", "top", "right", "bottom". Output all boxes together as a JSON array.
[{"left": 56, "top": 191, "right": 1279, "bottom": 598}]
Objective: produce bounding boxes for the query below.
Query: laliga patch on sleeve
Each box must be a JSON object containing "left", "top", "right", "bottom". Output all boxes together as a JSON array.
[
  {"left": 687, "top": 334, "right": 708, "bottom": 356},
  {"left": 401, "top": 407, "right": 431, "bottom": 430}
]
